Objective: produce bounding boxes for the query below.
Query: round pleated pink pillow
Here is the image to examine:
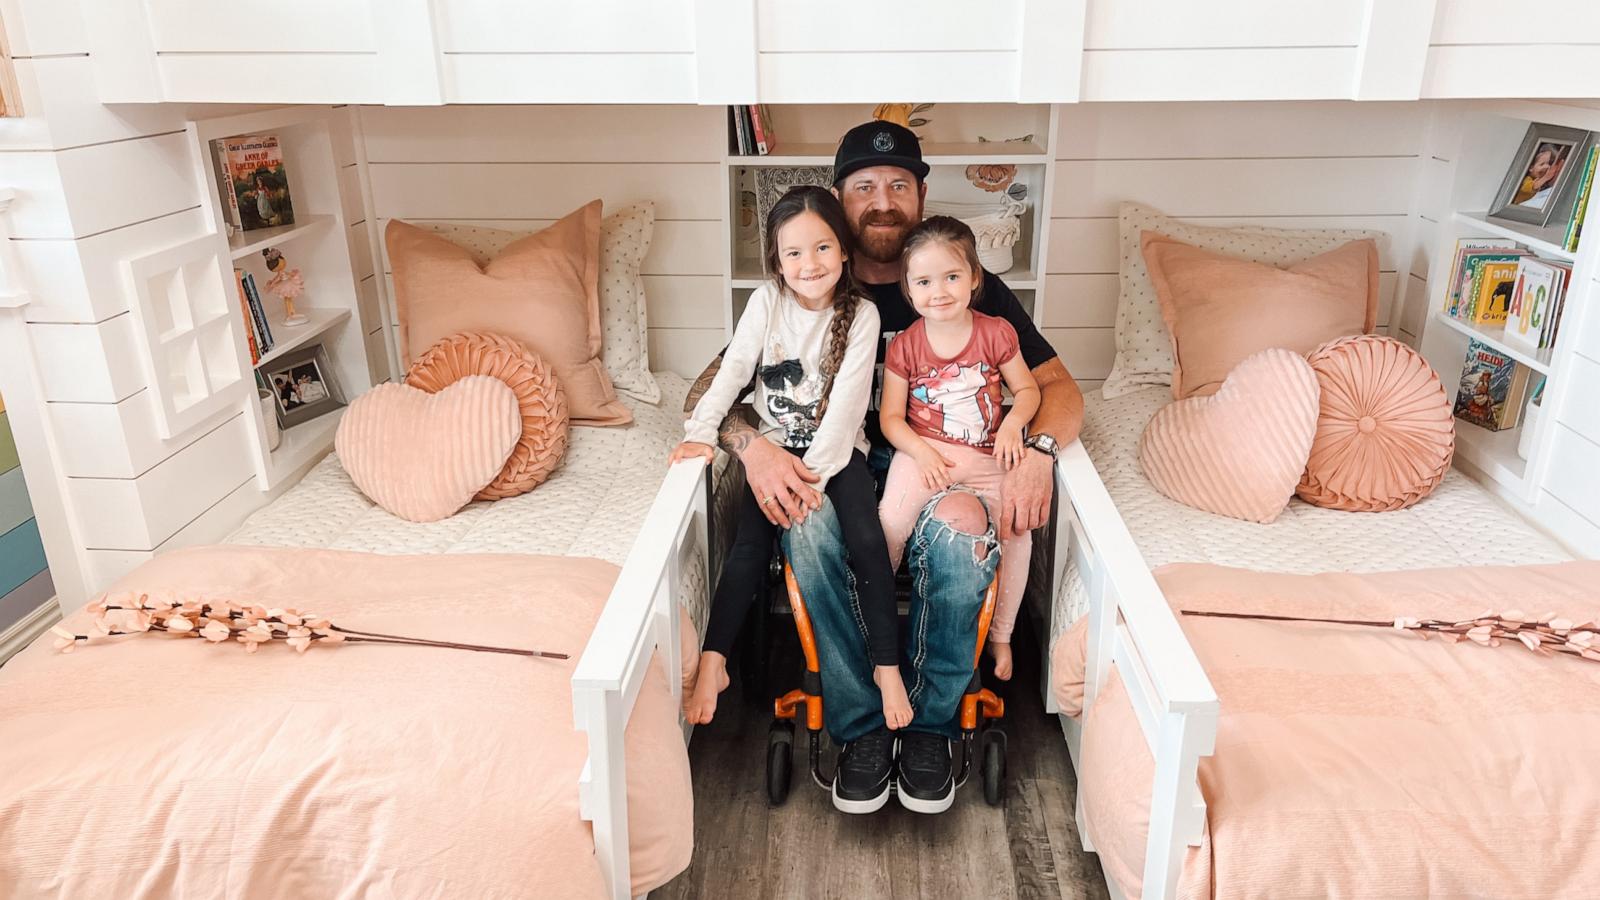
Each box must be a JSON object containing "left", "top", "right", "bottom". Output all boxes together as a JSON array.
[
  {"left": 406, "top": 331, "right": 569, "bottom": 499},
  {"left": 1297, "top": 335, "right": 1454, "bottom": 512}
]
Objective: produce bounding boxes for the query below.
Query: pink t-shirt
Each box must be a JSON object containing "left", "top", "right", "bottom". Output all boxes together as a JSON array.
[{"left": 885, "top": 312, "right": 1020, "bottom": 451}]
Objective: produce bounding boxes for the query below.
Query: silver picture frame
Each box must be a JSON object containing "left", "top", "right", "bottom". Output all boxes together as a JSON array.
[
  {"left": 1488, "top": 122, "right": 1592, "bottom": 227},
  {"left": 753, "top": 165, "right": 835, "bottom": 253},
  {"left": 264, "top": 342, "right": 345, "bottom": 429}
]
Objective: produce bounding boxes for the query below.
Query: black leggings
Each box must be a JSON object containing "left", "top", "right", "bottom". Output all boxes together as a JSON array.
[{"left": 703, "top": 448, "right": 899, "bottom": 667}]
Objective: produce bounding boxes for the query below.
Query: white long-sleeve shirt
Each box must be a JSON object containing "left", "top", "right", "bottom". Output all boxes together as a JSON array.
[{"left": 685, "top": 282, "right": 879, "bottom": 491}]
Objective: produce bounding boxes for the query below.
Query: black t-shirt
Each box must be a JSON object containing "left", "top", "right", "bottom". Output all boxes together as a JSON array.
[{"left": 860, "top": 271, "right": 1056, "bottom": 444}]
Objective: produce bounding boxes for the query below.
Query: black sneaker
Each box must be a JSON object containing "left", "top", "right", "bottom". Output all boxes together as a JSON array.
[
  {"left": 832, "top": 727, "right": 895, "bottom": 814},
  {"left": 895, "top": 730, "right": 955, "bottom": 813}
]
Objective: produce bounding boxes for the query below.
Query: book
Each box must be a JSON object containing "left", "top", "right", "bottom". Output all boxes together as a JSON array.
[
  {"left": 210, "top": 139, "right": 243, "bottom": 232},
  {"left": 1444, "top": 240, "right": 1517, "bottom": 317},
  {"left": 1498, "top": 364, "right": 1535, "bottom": 430},
  {"left": 1454, "top": 250, "right": 1527, "bottom": 321},
  {"left": 241, "top": 271, "right": 275, "bottom": 353},
  {"left": 1542, "top": 260, "right": 1573, "bottom": 348},
  {"left": 1452, "top": 339, "right": 1521, "bottom": 431},
  {"left": 731, "top": 105, "right": 749, "bottom": 155},
  {"left": 748, "top": 104, "right": 770, "bottom": 155},
  {"left": 221, "top": 133, "right": 295, "bottom": 232},
  {"left": 759, "top": 103, "right": 777, "bottom": 150},
  {"left": 1469, "top": 260, "right": 1521, "bottom": 326},
  {"left": 740, "top": 105, "right": 757, "bottom": 155},
  {"left": 234, "top": 268, "right": 260, "bottom": 365},
  {"left": 1564, "top": 145, "right": 1597, "bottom": 253},
  {"left": 1504, "top": 258, "right": 1559, "bottom": 352}
]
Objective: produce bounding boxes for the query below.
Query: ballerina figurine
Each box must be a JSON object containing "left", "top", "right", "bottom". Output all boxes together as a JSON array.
[{"left": 262, "top": 247, "right": 308, "bottom": 326}]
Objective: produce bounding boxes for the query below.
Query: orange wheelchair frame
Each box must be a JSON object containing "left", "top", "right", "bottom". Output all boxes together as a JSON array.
[{"left": 765, "top": 561, "right": 1008, "bottom": 807}]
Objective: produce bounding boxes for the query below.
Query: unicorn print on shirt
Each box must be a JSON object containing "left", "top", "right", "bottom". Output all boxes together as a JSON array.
[{"left": 909, "top": 361, "right": 999, "bottom": 446}]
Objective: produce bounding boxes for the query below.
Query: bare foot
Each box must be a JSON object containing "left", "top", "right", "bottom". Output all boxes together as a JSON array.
[
  {"left": 989, "top": 642, "right": 1013, "bottom": 681},
  {"left": 686, "top": 651, "right": 730, "bottom": 725},
  {"left": 874, "top": 665, "right": 914, "bottom": 730}
]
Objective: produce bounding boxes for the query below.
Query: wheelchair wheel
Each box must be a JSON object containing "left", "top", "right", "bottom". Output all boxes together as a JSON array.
[
  {"left": 767, "top": 722, "right": 795, "bottom": 806},
  {"left": 981, "top": 729, "right": 1006, "bottom": 807}
]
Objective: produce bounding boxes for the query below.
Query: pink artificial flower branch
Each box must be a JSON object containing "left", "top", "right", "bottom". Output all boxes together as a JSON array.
[
  {"left": 51, "top": 593, "right": 568, "bottom": 659},
  {"left": 1179, "top": 608, "right": 1600, "bottom": 664}
]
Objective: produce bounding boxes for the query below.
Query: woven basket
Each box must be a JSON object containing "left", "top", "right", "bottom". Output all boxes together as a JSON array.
[{"left": 924, "top": 197, "right": 1026, "bottom": 274}]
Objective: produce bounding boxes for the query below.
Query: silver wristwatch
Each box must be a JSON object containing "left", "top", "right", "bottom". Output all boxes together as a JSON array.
[{"left": 1023, "top": 433, "right": 1059, "bottom": 460}]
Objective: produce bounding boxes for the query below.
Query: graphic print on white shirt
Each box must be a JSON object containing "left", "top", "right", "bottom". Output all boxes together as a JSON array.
[{"left": 759, "top": 338, "right": 825, "bottom": 448}]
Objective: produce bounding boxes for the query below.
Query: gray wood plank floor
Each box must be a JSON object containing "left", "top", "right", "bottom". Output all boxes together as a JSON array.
[{"left": 655, "top": 621, "right": 1109, "bottom": 900}]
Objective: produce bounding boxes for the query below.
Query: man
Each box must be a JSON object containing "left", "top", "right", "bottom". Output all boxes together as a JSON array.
[{"left": 695, "top": 121, "right": 1084, "bottom": 814}]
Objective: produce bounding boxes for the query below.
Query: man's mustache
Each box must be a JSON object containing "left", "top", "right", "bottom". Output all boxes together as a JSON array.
[{"left": 858, "top": 210, "right": 908, "bottom": 228}]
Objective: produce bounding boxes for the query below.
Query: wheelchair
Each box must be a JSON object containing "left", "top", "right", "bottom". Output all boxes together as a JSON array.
[{"left": 763, "top": 560, "right": 1008, "bottom": 808}]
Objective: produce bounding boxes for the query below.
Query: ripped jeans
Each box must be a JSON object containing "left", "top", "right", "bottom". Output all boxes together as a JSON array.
[{"left": 782, "top": 488, "right": 1000, "bottom": 742}]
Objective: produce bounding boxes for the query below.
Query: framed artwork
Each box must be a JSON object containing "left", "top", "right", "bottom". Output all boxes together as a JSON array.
[
  {"left": 264, "top": 343, "right": 344, "bottom": 428},
  {"left": 1489, "top": 123, "right": 1592, "bottom": 227},
  {"left": 753, "top": 165, "right": 835, "bottom": 252}
]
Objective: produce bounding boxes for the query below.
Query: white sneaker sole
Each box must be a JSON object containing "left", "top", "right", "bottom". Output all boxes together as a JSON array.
[
  {"left": 832, "top": 780, "right": 892, "bottom": 814},
  {"left": 895, "top": 779, "right": 955, "bottom": 814}
]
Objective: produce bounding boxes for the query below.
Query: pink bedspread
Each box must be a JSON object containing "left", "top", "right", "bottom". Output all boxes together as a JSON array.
[
  {"left": 0, "top": 546, "right": 692, "bottom": 898},
  {"left": 1052, "top": 561, "right": 1600, "bottom": 899}
]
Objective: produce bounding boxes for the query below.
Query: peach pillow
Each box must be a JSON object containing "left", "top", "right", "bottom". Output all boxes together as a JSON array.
[
  {"left": 336, "top": 376, "right": 521, "bottom": 523},
  {"left": 1141, "top": 231, "right": 1379, "bottom": 400},
  {"left": 386, "top": 200, "right": 631, "bottom": 426},
  {"left": 1138, "top": 348, "right": 1320, "bottom": 524},
  {"left": 406, "top": 332, "right": 570, "bottom": 500},
  {"left": 1298, "top": 335, "right": 1455, "bottom": 512}
]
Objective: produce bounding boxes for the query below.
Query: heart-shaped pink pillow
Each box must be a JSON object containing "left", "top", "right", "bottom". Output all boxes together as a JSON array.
[
  {"left": 335, "top": 375, "right": 521, "bottom": 523},
  {"left": 1138, "top": 348, "right": 1320, "bottom": 523}
]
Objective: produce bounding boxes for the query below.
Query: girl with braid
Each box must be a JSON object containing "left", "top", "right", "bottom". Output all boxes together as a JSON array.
[{"left": 674, "top": 186, "right": 902, "bottom": 727}]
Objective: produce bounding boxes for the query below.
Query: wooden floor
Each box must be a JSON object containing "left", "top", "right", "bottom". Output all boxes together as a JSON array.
[{"left": 655, "top": 617, "right": 1109, "bottom": 900}]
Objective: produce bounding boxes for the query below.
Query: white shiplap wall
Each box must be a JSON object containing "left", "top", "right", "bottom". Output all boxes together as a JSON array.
[
  {"left": 1044, "top": 101, "right": 1425, "bottom": 379},
  {"left": 360, "top": 104, "right": 730, "bottom": 377}
]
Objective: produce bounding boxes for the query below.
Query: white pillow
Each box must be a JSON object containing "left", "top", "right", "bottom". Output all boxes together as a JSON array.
[
  {"left": 1103, "top": 202, "right": 1386, "bottom": 399},
  {"left": 417, "top": 202, "right": 661, "bottom": 403}
]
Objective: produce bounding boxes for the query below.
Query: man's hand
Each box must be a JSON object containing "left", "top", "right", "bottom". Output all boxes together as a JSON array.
[
  {"left": 740, "top": 438, "right": 820, "bottom": 528},
  {"left": 997, "top": 447, "right": 1052, "bottom": 539}
]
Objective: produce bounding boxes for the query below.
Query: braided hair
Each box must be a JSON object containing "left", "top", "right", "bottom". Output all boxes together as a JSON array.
[{"left": 762, "top": 185, "right": 867, "bottom": 424}]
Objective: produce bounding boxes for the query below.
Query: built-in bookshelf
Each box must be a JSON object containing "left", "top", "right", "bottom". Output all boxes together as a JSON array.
[
  {"left": 186, "top": 107, "right": 377, "bottom": 491},
  {"left": 720, "top": 104, "right": 1060, "bottom": 335},
  {"left": 1419, "top": 107, "right": 1600, "bottom": 504}
]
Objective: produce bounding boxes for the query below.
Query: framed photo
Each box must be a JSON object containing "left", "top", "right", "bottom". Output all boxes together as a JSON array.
[
  {"left": 753, "top": 165, "right": 835, "bottom": 251},
  {"left": 1489, "top": 123, "right": 1592, "bottom": 227},
  {"left": 264, "top": 343, "right": 344, "bottom": 428}
]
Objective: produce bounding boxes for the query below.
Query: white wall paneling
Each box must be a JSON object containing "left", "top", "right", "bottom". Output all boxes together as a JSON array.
[
  {"left": 1081, "top": 48, "right": 1358, "bottom": 102},
  {"left": 439, "top": 0, "right": 695, "bottom": 53},
  {"left": 4, "top": 55, "right": 187, "bottom": 151},
  {"left": 28, "top": 316, "right": 146, "bottom": 403},
  {"left": 79, "top": 475, "right": 264, "bottom": 593},
  {"left": 1430, "top": 0, "right": 1600, "bottom": 45},
  {"left": 8, "top": 209, "right": 206, "bottom": 324},
  {"left": 2, "top": 131, "right": 198, "bottom": 240},
  {"left": 1084, "top": 0, "right": 1364, "bottom": 49},
  {"left": 1422, "top": 46, "right": 1600, "bottom": 99},
  {"left": 144, "top": 0, "right": 377, "bottom": 53},
  {"left": 0, "top": 0, "right": 88, "bottom": 57},
  {"left": 1351, "top": 0, "right": 1439, "bottom": 100},
  {"left": 1018, "top": 0, "right": 1087, "bottom": 103}
]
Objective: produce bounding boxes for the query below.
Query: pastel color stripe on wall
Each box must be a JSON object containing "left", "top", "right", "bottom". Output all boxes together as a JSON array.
[
  {"left": 0, "top": 569, "right": 52, "bottom": 631},
  {"left": 0, "top": 469, "right": 31, "bottom": 536},
  {"left": 0, "top": 412, "right": 18, "bottom": 474},
  {"left": 0, "top": 519, "right": 47, "bottom": 599}
]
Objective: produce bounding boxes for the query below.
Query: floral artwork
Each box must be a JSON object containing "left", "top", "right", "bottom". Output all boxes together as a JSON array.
[
  {"left": 1182, "top": 608, "right": 1600, "bottom": 664},
  {"left": 965, "top": 164, "right": 1017, "bottom": 193},
  {"left": 51, "top": 592, "right": 568, "bottom": 659},
  {"left": 871, "top": 102, "right": 934, "bottom": 132}
]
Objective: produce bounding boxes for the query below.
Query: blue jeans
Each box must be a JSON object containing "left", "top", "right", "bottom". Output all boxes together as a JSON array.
[{"left": 781, "top": 490, "right": 1000, "bottom": 742}]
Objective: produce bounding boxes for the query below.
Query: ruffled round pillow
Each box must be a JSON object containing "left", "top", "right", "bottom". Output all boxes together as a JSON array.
[
  {"left": 405, "top": 331, "right": 569, "bottom": 499},
  {"left": 1297, "top": 335, "right": 1454, "bottom": 512}
]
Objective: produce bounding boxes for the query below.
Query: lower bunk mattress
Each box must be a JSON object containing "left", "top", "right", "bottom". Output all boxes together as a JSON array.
[{"left": 0, "top": 546, "right": 693, "bottom": 898}]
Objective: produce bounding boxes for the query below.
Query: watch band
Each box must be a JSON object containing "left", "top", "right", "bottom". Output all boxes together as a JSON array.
[{"left": 1024, "top": 433, "right": 1059, "bottom": 460}]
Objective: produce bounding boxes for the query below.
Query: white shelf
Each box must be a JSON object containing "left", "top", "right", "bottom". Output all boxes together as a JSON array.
[
  {"left": 228, "top": 214, "right": 333, "bottom": 261},
  {"left": 729, "top": 141, "right": 1049, "bottom": 167},
  {"left": 1455, "top": 419, "right": 1528, "bottom": 492},
  {"left": 1453, "top": 211, "right": 1577, "bottom": 262},
  {"left": 267, "top": 406, "right": 345, "bottom": 488},
  {"left": 732, "top": 269, "right": 1037, "bottom": 292},
  {"left": 1431, "top": 311, "right": 1555, "bottom": 375},
  {"left": 254, "top": 307, "right": 352, "bottom": 369}
]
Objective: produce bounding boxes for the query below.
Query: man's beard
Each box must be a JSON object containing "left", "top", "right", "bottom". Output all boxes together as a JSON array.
[{"left": 854, "top": 209, "right": 913, "bottom": 263}]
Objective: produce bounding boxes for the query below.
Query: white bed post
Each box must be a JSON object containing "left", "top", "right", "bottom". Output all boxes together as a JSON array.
[
  {"left": 575, "top": 687, "right": 632, "bottom": 900},
  {"left": 1143, "top": 707, "right": 1219, "bottom": 898}
]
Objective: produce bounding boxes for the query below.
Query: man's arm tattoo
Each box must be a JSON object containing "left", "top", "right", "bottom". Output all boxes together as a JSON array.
[{"left": 717, "top": 406, "right": 758, "bottom": 457}]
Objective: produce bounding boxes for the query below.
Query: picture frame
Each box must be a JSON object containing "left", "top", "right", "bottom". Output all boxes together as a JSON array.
[
  {"left": 263, "top": 342, "right": 344, "bottom": 428},
  {"left": 753, "top": 165, "right": 835, "bottom": 251},
  {"left": 1489, "top": 122, "right": 1593, "bottom": 227}
]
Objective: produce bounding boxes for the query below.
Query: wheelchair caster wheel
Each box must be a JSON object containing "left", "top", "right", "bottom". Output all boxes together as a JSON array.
[
  {"left": 767, "top": 721, "right": 795, "bottom": 806},
  {"left": 981, "top": 728, "right": 1006, "bottom": 807}
]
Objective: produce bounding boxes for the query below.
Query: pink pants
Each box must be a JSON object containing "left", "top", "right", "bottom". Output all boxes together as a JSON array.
[{"left": 878, "top": 442, "right": 1032, "bottom": 643}]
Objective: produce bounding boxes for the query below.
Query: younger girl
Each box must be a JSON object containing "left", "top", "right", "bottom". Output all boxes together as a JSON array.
[
  {"left": 671, "top": 186, "right": 905, "bottom": 728},
  {"left": 878, "top": 216, "right": 1040, "bottom": 681}
]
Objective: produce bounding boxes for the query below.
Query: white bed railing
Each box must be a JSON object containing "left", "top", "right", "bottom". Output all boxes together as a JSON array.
[
  {"left": 1052, "top": 439, "right": 1219, "bottom": 900},
  {"left": 572, "top": 457, "right": 708, "bottom": 900}
]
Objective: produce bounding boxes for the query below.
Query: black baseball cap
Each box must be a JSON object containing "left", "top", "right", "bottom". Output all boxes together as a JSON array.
[{"left": 832, "top": 121, "right": 930, "bottom": 186}]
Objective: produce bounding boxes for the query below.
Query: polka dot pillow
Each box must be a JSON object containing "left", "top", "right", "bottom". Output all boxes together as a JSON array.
[
  {"left": 1104, "top": 202, "right": 1386, "bottom": 400},
  {"left": 418, "top": 202, "right": 661, "bottom": 404}
]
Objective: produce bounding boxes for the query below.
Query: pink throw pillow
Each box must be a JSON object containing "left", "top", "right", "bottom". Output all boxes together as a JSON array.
[
  {"left": 1298, "top": 335, "right": 1455, "bottom": 512},
  {"left": 1141, "top": 232, "right": 1379, "bottom": 399},
  {"left": 1138, "top": 348, "right": 1320, "bottom": 524},
  {"left": 335, "top": 376, "right": 521, "bottom": 523}
]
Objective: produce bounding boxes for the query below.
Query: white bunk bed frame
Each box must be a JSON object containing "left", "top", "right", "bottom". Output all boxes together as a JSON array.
[
  {"left": 1049, "top": 440, "right": 1219, "bottom": 900},
  {"left": 573, "top": 457, "right": 708, "bottom": 900}
]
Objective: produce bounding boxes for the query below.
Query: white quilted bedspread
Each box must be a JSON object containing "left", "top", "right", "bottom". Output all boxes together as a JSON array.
[
  {"left": 1047, "top": 387, "right": 1572, "bottom": 639},
  {"left": 227, "top": 373, "right": 715, "bottom": 631}
]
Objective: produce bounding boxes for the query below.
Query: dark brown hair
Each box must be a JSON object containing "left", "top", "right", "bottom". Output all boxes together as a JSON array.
[
  {"left": 899, "top": 215, "right": 984, "bottom": 306},
  {"left": 762, "top": 185, "right": 866, "bottom": 422}
]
